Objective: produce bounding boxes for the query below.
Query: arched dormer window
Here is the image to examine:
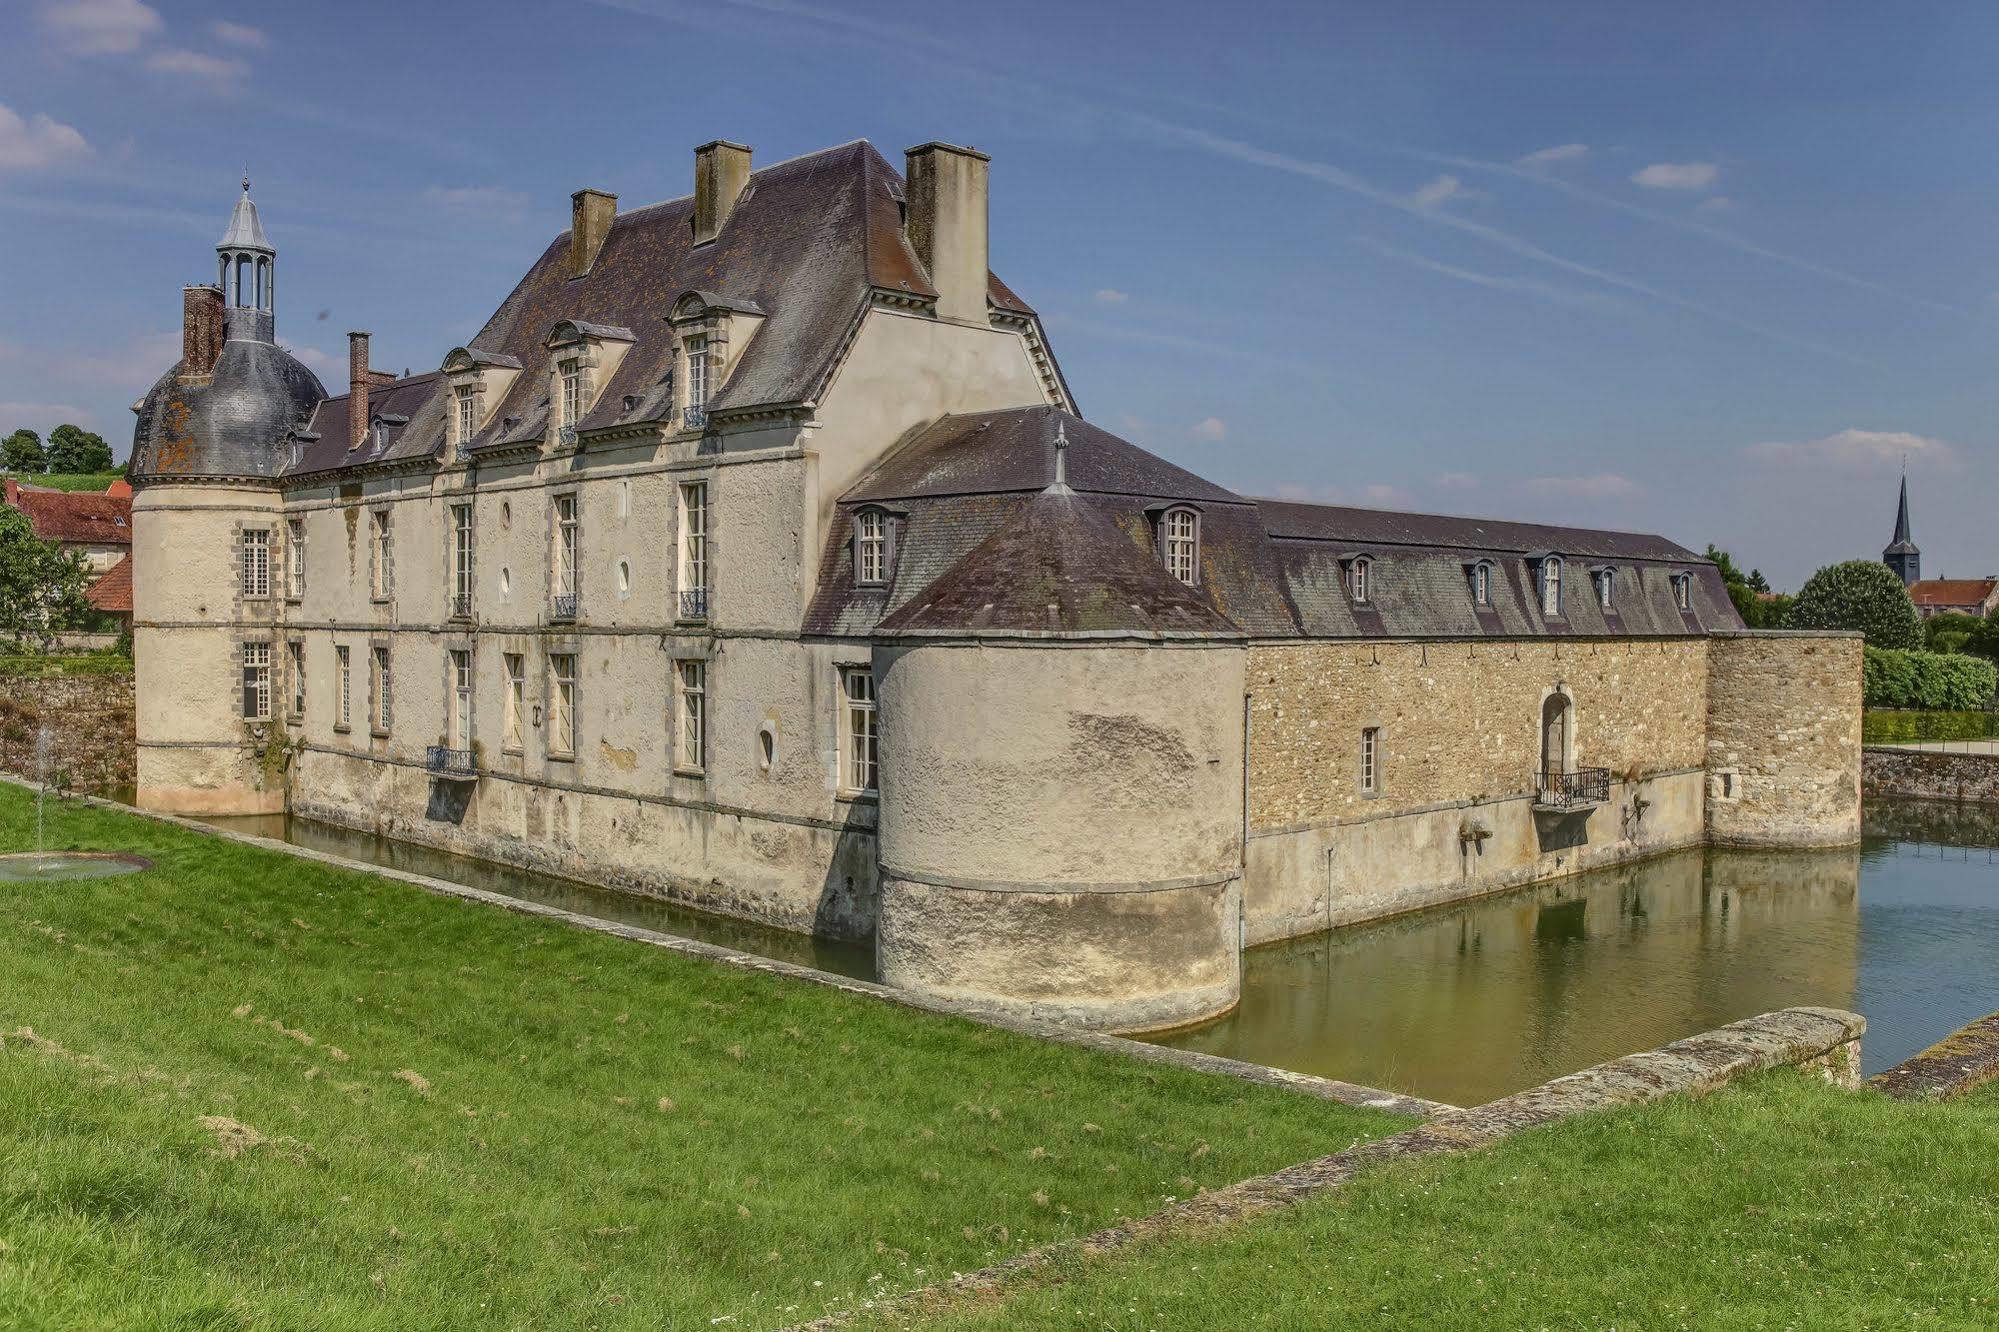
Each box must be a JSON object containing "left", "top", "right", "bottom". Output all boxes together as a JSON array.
[
  {"left": 1671, "top": 571, "right": 1693, "bottom": 611},
  {"left": 1159, "top": 506, "right": 1200, "bottom": 585},
  {"left": 1467, "top": 559, "right": 1495, "bottom": 607},
  {"left": 1536, "top": 554, "right": 1564, "bottom": 617},
  {"left": 542, "top": 320, "right": 636, "bottom": 446},
  {"left": 1592, "top": 566, "right": 1615, "bottom": 609},
  {"left": 668, "top": 290, "right": 767, "bottom": 434},
  {"left": 853, "top": 507, "right": 898, "bottom": 586},
  {"left": 1347, "top": 555, "right": 1374, "bottom": 604}
]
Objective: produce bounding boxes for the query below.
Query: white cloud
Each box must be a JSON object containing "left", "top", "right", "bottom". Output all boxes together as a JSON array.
[
  {"left": 1, "top": 330, "right": 180, "bottom": 391},
  {"left": 290, "top": 346, "right": 343, "bottom": 376},
  {"left": 1631, "top": 161, "right": 1719, "bottom": 191},
  {"left": 1409, "top": 173, "right": 1460, "bottom": 208},
  {"left": 0, "top": 104, "right": 93, "bottom": 171},
  {"left": 1434, "top": 470, "right": 1480, "bottom": 490},
  {"left": 37, "top": 0, "right": 162, "bottom": 55},
  {"left": 1695, "top": 195, "right": 1734, "bottom": 215},
  {"left": 1519, "top": 473, "right": 1637, "bottom": 498},
  {"left": 1112, "top": 413, "right": 1149, "bottom": 436},
  {"left": 1092, "top": 288, "right": 1129, "bottom": 304},
  {"left": 1516, "top": 143, "right": 1589, "bottom": 170},
  {"left": 421, "top": 184, "right": 530, "bottom": 214},
  {"left": 211, "top": 19, "right": 267, "bottom": 47},
  {"left": 0, "top": 401, "right": 98, "bottom": 428},
  {"left": 1745, "top": 428, "right": 1955, "bottom": 468},
  {"left": 1357, "top": 238, "right": 1607, "bottom": 309},
  {"left": 144, "top": 47, "right": 250, "bottom": 89},
  {"left": 1191, "top": 416, "right": 1227, "bottom": 441}
]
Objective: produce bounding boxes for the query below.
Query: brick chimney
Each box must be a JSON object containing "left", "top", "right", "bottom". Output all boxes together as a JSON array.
[
  {"left": 569, "top": 189, "right": 617, "bottom": 277},
  {"left": 693, "top": 140, "right": 752, "bottom": 245},
  {"left": 347, "top": 331, "right": 371, "bottom": 450},
  {"left": 904, "top": 142, "right": 990, "bottom": 324},
  {"left": 180, "top": 284, "right": 224, "bottom": 380},
  {"left": 3, "top": 478, "right": 18, "bottom": 507}
]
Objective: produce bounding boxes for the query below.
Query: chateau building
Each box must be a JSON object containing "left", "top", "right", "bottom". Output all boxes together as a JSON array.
[{"left": 129, "top": 139, "right": 1862, "bottom": 1031}]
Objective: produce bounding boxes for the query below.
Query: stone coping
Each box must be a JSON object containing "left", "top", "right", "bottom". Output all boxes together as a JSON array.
[
  {"left": 0, "top": 775, "right": 1447, "bottom": 1122},
  {"left": 1868, "top": 1011, "right": 1999, "bottom": 1101},
  {"left": 790, "top": 1006, "right": 1864, "bottom": 1330}
]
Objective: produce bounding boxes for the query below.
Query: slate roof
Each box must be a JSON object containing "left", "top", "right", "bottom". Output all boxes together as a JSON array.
[
  {"left": 129, "top": 338, "right": 326, "bottom": 481},
  {"left": 292, "top": 373, "right": 444, "bottom": 476},
  {"left": 5, "top": 484, "right": 133, "bottom": 547},
  {"left": 809, "top": 406, "right": 1741, "bottom": 641},
  {"left": 1910, "top": 578, "right": 1998, "bottom": 608},
  {"left": 85, "top": 552, "right": 133, "bottom": 613}
]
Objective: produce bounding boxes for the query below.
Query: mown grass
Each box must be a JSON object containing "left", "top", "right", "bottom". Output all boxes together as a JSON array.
[
  {"left": 891, "top": 1069, "right": 1999, "bottom": 1329},
  {"left": 0, "top": 788, "right": 1406, "bottom": 1329},
  {"left": 0, "top": 649, "right": 131, "bottom": 679},
  {"left": 7, "top": 473, "right": 124, "bottom": 494}
]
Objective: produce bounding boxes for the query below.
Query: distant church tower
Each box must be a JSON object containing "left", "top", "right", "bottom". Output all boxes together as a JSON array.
[{"left": 1883, "top": 471, "right": 1920, "bottom": 587}]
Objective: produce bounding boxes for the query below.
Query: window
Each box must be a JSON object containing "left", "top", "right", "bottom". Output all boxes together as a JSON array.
[
  {"left": 1161, "top": 508, "right": 1199, "bottom": 586},
  {"left": 287, "top": 641, "right": 305, "bottom": 717},
  {"left": 241, "top": 529, "right": 270, "bottom": 600},
  {"left": 548, "top": 653, "right": 577, "bottom": 756},
  {"left": 558, "top": 358, "right": 583, "bottom": 431},
  {"left": 285, "top": 518, "right": 305, "bottom": 599},
  {"left": 241, "top": 642, "right": 271, "bottom": 721},
  {"left": 1539, "top": 556, "right": 1563, "bottom": 617},
  {"left": 448, "top": 649, "right": 472, "bottom": 749},
  {"left": 677, "top": 659, "right": 706, "bottom": 772},
  {"left": 372, "top": 645, "right": 392, "bottom": 733},
  {"left": 840, "top": 666, "right": 877, "bottom": 795},
  {"left": 678, "top": 481, "right": 709, "bottom": 619},
  {"left": 1360, "top": 726, "right": 1380, "bottom": 794},
  {"left": 1468, "top": 560, "right": 1492, "bottom": 607},
  {"left": 451, "top": 503, "right": 474, "bottom": 615},
  {"left": 855, "top": 509, "right": 888, "bottom": 585},
  {"left": 370, "top": 509, "right": 394, "bottom": 600},
  {"left": 1347, "top": 556, "right": 1372, "bottom": 605},
  {"left": 1595, "top": 568, "right": 1615, "bottom": 610},
  {"left": 336, "top": 646, "right": 351, "bottom": 730},
  {"left": 684, "top": 336, "right": 709, "bottom": 428},
  {"left": 503, "top": 653, "right": 525, "bottom": 751},
  {"left": 552, "top": 494, "right": 579, "bottom": 615},
  {"left": 1672, "top": 572, "right": 1693, "bottom": 611},
  {"left": 455, "top": 386, "right": 477, "bottom": 445}
]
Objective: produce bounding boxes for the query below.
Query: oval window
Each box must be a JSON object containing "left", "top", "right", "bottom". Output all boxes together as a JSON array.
[
  {"left": 499, "top": 566, "right": 512, "bottom": 597},
  {"left": 500, "top": 501, "right": 512, "bottom": 530},
  {"left": 757, "top": 724, "right": 776, "bottom": 772},
  {"left": 618, "top": 560, "right": 632, "bottom": 594}
]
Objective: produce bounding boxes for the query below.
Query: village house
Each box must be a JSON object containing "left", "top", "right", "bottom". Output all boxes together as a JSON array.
[
  {"left": 128, "top": 139, "right": 1862, "bottom": 1031},
  {"left": 3, "top": 475, "right": 135, "bottom": 629}
]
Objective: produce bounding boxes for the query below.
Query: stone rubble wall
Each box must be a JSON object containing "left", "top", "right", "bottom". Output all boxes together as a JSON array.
[
  {"left": 1705, "top": 631, "right": 1863, "bottom": 846},
  {"left": 1862, "top": 747, "right": 1999, "bottom": 805},
  {"left": 0, "top": 670, "right": 136, "bottom": 797}
]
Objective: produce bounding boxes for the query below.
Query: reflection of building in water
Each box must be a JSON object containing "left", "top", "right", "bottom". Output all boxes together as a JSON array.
[{"left": 1156, "top": 843, "right": 1861, "bottom": 1107}]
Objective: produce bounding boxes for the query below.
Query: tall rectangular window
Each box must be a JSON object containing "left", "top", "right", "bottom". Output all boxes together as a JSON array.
[
  {"left": 1162, "top": 509, "right": 1198, "bottom": 586},
  {"left": 1540, "top": 557, "right": 1562, "bottom": 617},
  {"left": 677, "top": 659, "right": 706, "bottom": 772},
  {"left": 548, "top": 653, "right": 577, "bottom": 756},
  {"left": 455, "top": 386, "right": 477, "bottom": 445},
  {"left": 336, "top": 645, "right": 351, "bottom": 730},
  {"left": 1360, "top": 726, "right": 1380, "bottom": 794},
  {"left": 448, "top": 649, "right": 472, "bottom": 749},
  {"left": 240, "top": 642, "right": 270, "bottom": 721},
  {"left": 840, "top": 665, "right": 877, "bottom": 795},
  {"left": 855, "top": 509, "right": 887, "bottom": 584},
  {"left": 370, "top": 509, "right": 394, "bottom": 600},
  {"left": 684, "top": 336, "right": 708, "bottom": 427},
  {"left": 372, "top": 645, "right": 392, "bottom": 733},
  {"left": 1469, "top": 561, "right": 1491, "bottom": 607},
  {"left": 503, "top": 652, "right": 525, "bottom": 751},
  {"left": 553, "top": 495, "right": 579, "bottom": 600},
  {"left": 678, "top": 481, "right": 708, "bottom": 619},
  {"left": 287, "top": 640, "right": 305, "bottom": 717},
  {"left": 1595, "top": 568, "right": 1615, "bottom": 609},
  {"left": 559, "top": 358, "right": 582, "bottom": 430},
  {"left": 285, "top": 518, "right": 304, "bottom": 599},
  {"left": 241, "top": 529, "right": 270, "bottom": 600},
  {"left": 451, "top": 503, "right": 474, "bottom": 615}
]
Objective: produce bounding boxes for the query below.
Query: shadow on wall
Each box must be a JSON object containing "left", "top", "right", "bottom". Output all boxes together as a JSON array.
[{"left": 812, "top": 801, "right": 881, "bottom": 950}]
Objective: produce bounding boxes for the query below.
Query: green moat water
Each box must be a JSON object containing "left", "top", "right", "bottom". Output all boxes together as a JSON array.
[{"left": 202, "top": 800, "right": 1999, "bottom": 1109}]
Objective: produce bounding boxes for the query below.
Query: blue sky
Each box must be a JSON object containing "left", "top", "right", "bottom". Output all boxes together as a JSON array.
[{"left": 3, "top": 0, "right": 1995, "bottom": 588}]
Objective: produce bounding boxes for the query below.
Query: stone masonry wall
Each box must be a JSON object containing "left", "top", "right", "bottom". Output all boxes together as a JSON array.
[
  {"left": 0, "top": 670, "right": 137, "bottom": 796},
  {"left": 1705, "top": 631, "right": 1862, "bottom": 846},
  {"left": 1862, "top": 747, "right": 1999, "bottom": 805}
]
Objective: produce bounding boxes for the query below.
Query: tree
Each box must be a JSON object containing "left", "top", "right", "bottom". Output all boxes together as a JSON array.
[
  {"left": 45, "top": 423, "right": 113, "bottom": 475},
  {"left": 1786, "top": 560, "right": 1923, "bottom": 648},
  {"left": 1923, "top": 611, "right": 1982, "bottom": 655},
  {"left": 1705, "top": 544, "right": 1786, "bottom": 628},
  {"left": 0, "top": 506, "right": 91, "bottom": 649},
  {"left": 2, "top": 429, "right": 45, "bottom": 473}
]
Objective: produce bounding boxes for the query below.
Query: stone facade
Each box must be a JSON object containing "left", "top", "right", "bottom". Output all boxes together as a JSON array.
[
  {"left": 1862, "top": 747, "right": 1999, "bottom": 805},
  {"left": 0, "top": 670, "right": 136, "bottom": 796},
  {"left": 1706, "top": 632, "right": 1863, "bottom": 846}
]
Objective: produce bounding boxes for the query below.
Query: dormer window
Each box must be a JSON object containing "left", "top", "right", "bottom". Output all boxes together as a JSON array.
[
  {"left": 1591, "top": 567, "right": 1615, "bottom": 609},
  {"left": 1468, "top": 560, "right": 1494, "bottom": 607},
  {"left": 854, "top": 508, "right": 891, "bottom": 585},
  {"left": 455, "top": 386, "right": 477, "bottom": 444},
  {"left": 1160, "top": 507, "right": 1199, "bottom": 585},
  {"left": 1347, "top": 556, "right": 1373, "bottom": 605},
  {"left": 558, "top": 358, "right": 583, "bottom": 430},
  {"left": 1539, "top": 556, "right": 1564, "bottom": 617},
  {"left": 684, "top": 336, "right": 709, "bottom": 428},
  {"left": 1671, "top": 571, "right": 1693, "bottom": 611}
]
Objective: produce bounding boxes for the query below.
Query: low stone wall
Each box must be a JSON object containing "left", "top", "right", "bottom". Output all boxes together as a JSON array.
[
  {"left": 1869, "top": 1011, "right": 1999, "bottom": 1101},
  {"left": 1863, "top": 747, "right": 1999, "bottom": 805},
  {"left": 0, "top": 670, "right": 135, "bottom": 796}
]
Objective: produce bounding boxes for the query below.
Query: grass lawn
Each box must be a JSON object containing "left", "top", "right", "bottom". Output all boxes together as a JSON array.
[
  {"left": 5, "top": 473, "right": 124, "bottom": 494},
  {"left": 0, "top": 788, "right": 1407, "bottom": 1329},
  {"left": 888, "top": 1069, "right": 1999, "bottom": 1329}
]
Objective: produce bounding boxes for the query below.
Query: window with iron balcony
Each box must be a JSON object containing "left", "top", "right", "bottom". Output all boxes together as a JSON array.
[
  {"left": 683, "top": 335, "right": 709, "bottom": 429},
  {"left": 551, "top": 494, "right": 579, "bottom": 620},
  {"left": 678, "top": 481, "right": 709, "bottom": 621}
]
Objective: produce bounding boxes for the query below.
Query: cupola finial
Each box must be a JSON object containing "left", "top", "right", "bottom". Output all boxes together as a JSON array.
[{"left": 1052, "top": 420, "right": 1069, "bottom": 489}]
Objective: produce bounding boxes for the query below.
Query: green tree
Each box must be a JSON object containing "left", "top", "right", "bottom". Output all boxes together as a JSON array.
[
  {"left": 0, "top": 506, "right": 91, "bottom": 649},
  {"left": 1705, "top": 544, "right": 1785, "bottom": 628},
  {"left": 1786, "top": 560, "right": 1923, "bottom": 648},
  {"left": 2, "top": 429, "right": 45, "bottom": 473},
  {"left": 1923, "top": 611, "right": 1982, "bottom": 655},
  {"left": 45, "top": 423, "right": 112, "bottom": 475}
]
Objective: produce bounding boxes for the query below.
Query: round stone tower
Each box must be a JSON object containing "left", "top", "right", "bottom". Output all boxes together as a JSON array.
[{"left": 128, "top": 179, "right": 325, "bottom": 814}]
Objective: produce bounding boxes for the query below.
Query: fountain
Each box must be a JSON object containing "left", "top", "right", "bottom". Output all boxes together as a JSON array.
[{"left": 0, "top": 723, "right": 149, "bottom": 883}]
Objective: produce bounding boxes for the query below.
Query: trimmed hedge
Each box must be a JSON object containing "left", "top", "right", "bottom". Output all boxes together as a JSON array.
[
  {"left": 1863, "top": 709, "right": 1999, "bottom": 744},
  {"left": 1862, "top": 646, "right": 1998, "bottom": 710},
  {"left": 1788, "top": 561, "right": 1923, "bottom": 648}
]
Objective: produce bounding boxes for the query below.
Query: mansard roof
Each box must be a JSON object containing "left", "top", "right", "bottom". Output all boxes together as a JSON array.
[{"left": 291, "top": 140, "right": 1048, "bottom": 479}]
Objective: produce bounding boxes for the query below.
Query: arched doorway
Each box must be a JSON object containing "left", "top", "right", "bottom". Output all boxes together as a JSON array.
[{"left": 1540, "top": 692, "right": 1571, "bottom": 791}]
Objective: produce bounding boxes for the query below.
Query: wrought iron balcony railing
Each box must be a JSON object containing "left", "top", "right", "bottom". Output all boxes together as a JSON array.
[
  {"left": 678, "top": 587, "right": 708, "bottom": 621},
  {"left": 426, "top": 745, "right": 475, "bottom": 777},
  {"left": 551, "top": 592, "right": 578, "bottom": 621},
  {"left": 557, "top": 425, "right": 578, "bottom": 448},
  {"left": 451, "top": 593, "right": 473, "bottom": 619},
  {"left": 1535, "top": 766, "right": 1610, "bottom": 812}
]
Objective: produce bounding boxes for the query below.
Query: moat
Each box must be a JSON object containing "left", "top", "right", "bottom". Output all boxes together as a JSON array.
[{"left": 202, "top": 799, "right": 1999, "bottom": 1108}]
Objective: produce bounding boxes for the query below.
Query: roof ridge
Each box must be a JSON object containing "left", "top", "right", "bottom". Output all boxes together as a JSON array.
[
  {"left": 608, "top": 140, "right": 874, "bottom": 223},
  {"left": 1253, "top": 495, "right": 1678, "bottom": 549}
]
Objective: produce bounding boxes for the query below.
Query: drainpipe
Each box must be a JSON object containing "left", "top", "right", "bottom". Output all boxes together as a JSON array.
[{"left": 1240, "top": 691, "right": 1251, "bottom": 955}]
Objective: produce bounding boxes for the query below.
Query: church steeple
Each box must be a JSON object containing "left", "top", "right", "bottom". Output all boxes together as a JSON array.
[
  {"left": 1884, "top": 469, "right": 1920, "bottom": 586},
  {"left": 216, "top": 175, "right": 276, "bottom": 344}
]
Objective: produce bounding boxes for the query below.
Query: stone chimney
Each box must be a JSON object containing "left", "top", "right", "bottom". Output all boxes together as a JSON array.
[
  {"left": 569, "top": 189, "right": 617, "bottom": 277},
  {"left": 904, "top": 143, "right": 990, "bottom": 324},
  {"left": 347, "top": 331, "right": 371, "bottom": 451},
  {"left": 693, "top": 140, "right": 752, "bottom": 245},
  {"left": 180, "top": 284, "right": 224, "bottom": 380},
  {"left": 3, "top": 478, "right": 17, "bottom": 507}
]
